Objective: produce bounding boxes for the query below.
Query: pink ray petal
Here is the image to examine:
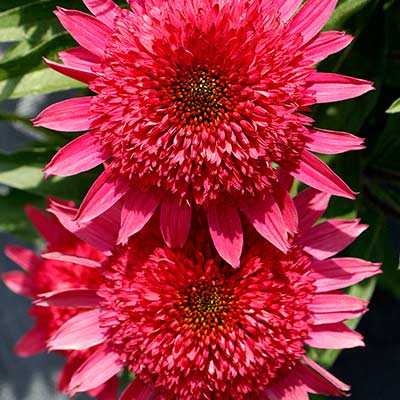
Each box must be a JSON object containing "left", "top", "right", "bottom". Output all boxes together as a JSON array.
[
  {"left": 302, "top": 31, "right": 353, "bottom": 63},
  {"left": 294, "top": 188, "right": 331, "bottom": 232},
  {"left": 14, "top": 324, "right": 47, "bottom": 357},
  {"left": 58, "top": 354, "right": 83, "bottom": 393},
  {"left": 307, "top": 72, "right": 374, "bottom": 103},
  {"left": 69, "top": 344, "right": 123, "bottom": 395},
  {"left": 59, "top": 46, "right": 100, "bottom": 70},
  {"left": 32, "top": 97, "right": 96, "bottom": 132},
  {"left": 117, "top": 189, "right": 159, "bottom": 245},
  {"left": 83, "top": 0, "right": 121, "bottom": 28},
  {"left": 207, "top": 206, "right": 243, "bottom": 269},
  {"left": 311, "top": 258, "right": 382, "bottom": 292},
  {"left": 291, "top": 150, "right": 356, "bottom": 199},
  {"left": 35, "top": 288, "right": 101, "bottom": 308},
  {"left": 298, "top": 218, "right": 368, "bottom": 260},
  {"left": 263, "top": 368, "right": 309, "bottom": 400},
  {"left": 277, "top": 167, "right": 294, "bottom": 191},
  {"left": 306, "top": 322, "right": 364, "bottom": 349},
  {"left": 274, "top": 0, "right": 303, "bottom": 22},
  {"left": 290, "top": 0, "right": 338, "bottom": 44},
  {"left": 44, "top": 133, "right": 111, "bottom": 178},
  {"left": 273, "top": 183, "right": 298, "bottom": 235},
  {"left": 120, "top": 378, "right": 155, "bottom": 400},
  {"left": 43, "top": 57, "right": 96, "bottom": 84},
  {"left": 54, "top": 8, "right": 113, "bottom": 57},
  {"left": 160, "top": 199, "right": 192, "bottom": 248},
  {"left": 304, "top": 128, "right": 365, "bottom": 154},
  {"left": 89, "top": 376, "right": 119, "bottom": 400},
  {"left": 2, "top": 271, "right": 33, "bottom": 298},
  {"left": 41, "top": 252, "right": 101, "bottom": 268},
  {"left": 310, "top": 293, "right": 368, "bottom": 324},
  {"left": 4, "top": 245, "right": 41, "bottom": 272},
  {"left": 47, "top": 199, "right": 120, "bottom": 252},
  {"left": 49, "top": 309, "right": 105, "bottom": 351},
  {"left": 303, "top": 355, "right": 350, "bottom": 392},
  {"left": 241, "top": 193, "right": 289, "bottom": 253},
  {"left": 76, "top": 169, "right": 130, "bottom": 223}
]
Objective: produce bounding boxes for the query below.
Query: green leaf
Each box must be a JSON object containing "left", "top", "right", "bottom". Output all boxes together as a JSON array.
[{"left": 386, "top": 98, "right": 400, "bottom": 114}]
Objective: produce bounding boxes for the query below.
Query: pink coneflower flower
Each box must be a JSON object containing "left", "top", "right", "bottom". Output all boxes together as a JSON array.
[
  {"left": 33, "top": 0, "right": 373, "bottom": 267},
  {"left": 1, "top": 203, "right": 119, "bottom": 400},
  {"left": 41, "top": 189, "right": 381, "bottom": 400}
]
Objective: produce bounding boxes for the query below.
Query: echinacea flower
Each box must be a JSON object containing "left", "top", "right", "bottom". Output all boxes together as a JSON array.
[
  {"left": 40, "top": 188, "right": 381, "bottom": 400},
  {"left": 1, "top": 202, "right": 119, "bottom": 400},
  {"left": 33, "top": 0, "right": 373, "bottom": 267}
]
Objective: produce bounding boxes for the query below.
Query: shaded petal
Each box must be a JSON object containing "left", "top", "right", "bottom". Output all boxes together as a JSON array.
[
  {"left": 275, "top": 0, "right": 303, "bottom": 22},
  {"left": 273, "top": 183, "right": 298, "bottom": 235},
  {"left": 32, "top": 97, "right": 96, "bottom": 132},
  {"left": 69, "top": 344, "right": 123, "bottom": 394},
  {"left": 294, "top": 188, "right": 331, "bottom": 232},
  {"left": 58, "top": 353, "right": 85, "bottom": 393},
  {"left": 48, "top": 199, "right": 120, "bottom": 252},
  {"left": 90, "top": 376, "right": 119, "bottom": 400},
  {"left": 44, "top": 57, "right": 96, "bottom": 84},
  {"left": 289, "top": 0, "right": 338, "bottom": 44},
  {"left": 207, "top": 206, "right": 243, "bottom": 269},
  {"left": 311, "top": 258, "right": 382, "bottom": 292},
  {"left": 306, "top": 322, "right": 364, "bottom": 349},
  {"left": 160, "top": 199, "right": 192, "bottom": 248},
  {"left": 291, "top": 150, "right": 356, "bottom": 199},
  {"left": 298, "top": 218, "right": 368, "bottom": 260},
  {"left": 120, "top": 378, "right": 155, "bottom": 400},
  {"left": 241, "top": 193, "right": 289, "bottom": 253},
  {"left": 15, "top": 324, "right": 47, "bottom": 357},
  {"left": 55, "top": 7, "right": 112, "bottom": 57},
  {"left": 44, "top": 133, "right": 110, "bottom": 177},
  {"left": 2, "top": 271, "right": 33, "bottom": 298},
  {"left": 49, "top": 309, "right": 105, "bottom": 351},
  {"left": 117, "top": 189, "right": 159, "bottom": 245},
  {"left": 302, "top": 31, "right": 353, "bottom": 63},
  {"left": 307, "top": 72, "right": 374, "bottom": 103},
  {"left": 277, "top": 167, "right": 294, "bottom": 191},
  {"left": 4, "top": 245, "right": 41, "bottom": 272},
  {"left": 59, "top": 46, "right": 100, "bottom": 70},
  {"left": 35, "top": 288, "right": 101, "bottom": 308},
  {"left": 263, "top": 369, "right": 309, "bottom": 400},
  {"left": 304, "top": 128, "right": 365, "bottom": 154},
  {"left": 41, "top": 252, "right": 102, "bottom": 268},
  {"left": 76, "top": 169, "right": 130, "bottom": 223},
  {"left": 83, "top": 0, "right": 121, "bottom": 28}
]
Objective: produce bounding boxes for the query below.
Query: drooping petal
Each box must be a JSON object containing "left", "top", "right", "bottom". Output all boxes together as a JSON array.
[
  {"left": 2, "top": 271, "right": 33, "bottom": 298},
  {"left": 273, "top": 183, "right": 298, "bottom": 235},
  {"left": 289, "top": 0, "right": 338, "bottom": 44},
  {"left": 69, "top": 344, "right": 123, "bottom": 395},
  {"left": 294, "top": 188, "right": 331, "bottom": 232},
  {"left": 35, "top": 288, "right": 101, "bottom": 308},
  {"left": 47, "top": 199, "right": 120, "bottom": 252},
  {"left": 277, "top": 167, "right": 294, "bottom": 191},
  {"left": 304, "top": 128, "right": 365, "bottom": 154},
  {"left": 310, "top": 293, "right": 368, "bottom": 324},
  {"left": 14, "top": 324, "right": 47, "bottom": 357},
  {"left": 58, "top": 46, "right": 100, "bottom": 70},
  {"left": 298, "top": 218, "right": 368, "bottom": 260},
  {"left": 120, "top": 378, "right": 155, "bottom": 400},
  {"left": 44, "top": 133, "right": 110, "bottom": 177},
  {"left": 117, "top": 189, "right": 159, "bottom": 245},
  {"left": 41, "top": 252, "right": 102, "bottom": 268},
  {"left": 306, "top": 322, "right": 364, "bottom": 349},
  {"left": 76, "top": 169, "right": 130, "bottom": 223},
  {"left": 32, "top": 97, "right": 96, "bottom": 132},
  {"left": 207, "top": 205, "right": 243, "bottom": 269},
  {"left": 241, "top": 193, "right": 289, "bottom": 253},
  {"left": 302, "top": 31, "right": 353, "bottom": 63},
  {"left": 263, "top": 368, "right": 309, "bottom": 400},
  {"left": 291, "top": 150, "right": 356, "bottom": 199},
  {"left": 160, "top": 199, "right": 192, "bottom": 248},
  {"left": 44, "top": 58, "right": 96, "bottom": 84},
  {"left": 311, "top": 258, "right": 382, "bottom": 292},
  {"left": 82, "top": 0, "right": 121, "bottom": 28},
  {"left": 274, "top": 0, "right": 303, "bottom": 22},
  {"left": 89, "top": 376, "right": 119, "bottom": 400},
  {"left": 54, "top": 8, "right": 113, "bottom": 57},
  {"left": 4, "top": 245, "right": 41, "bottom": 272},
  {"left": 307, "top": 72, "right": 374, "bottom": 103},
  {"left": 49, "top": 309, "right": 105, "bottom": 351}
]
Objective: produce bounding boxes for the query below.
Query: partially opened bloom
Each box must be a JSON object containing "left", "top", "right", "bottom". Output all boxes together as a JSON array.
[
  {"left": 1, "top": 203, "right": 120, "bottom": 400},
  {"left": 33, "top": 0, "right": 373, "bottom": 266},
  {"left": 41, "top": 189, "right": 380, "bottom": 400}
]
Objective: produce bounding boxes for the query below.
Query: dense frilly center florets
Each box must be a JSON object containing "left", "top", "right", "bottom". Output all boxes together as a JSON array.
[
  {"left": 90, "top": 0, "right": 314, "bottom": 206},
  {"left": 98, "top": 226, "right": 316, "bottom": 399}
]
